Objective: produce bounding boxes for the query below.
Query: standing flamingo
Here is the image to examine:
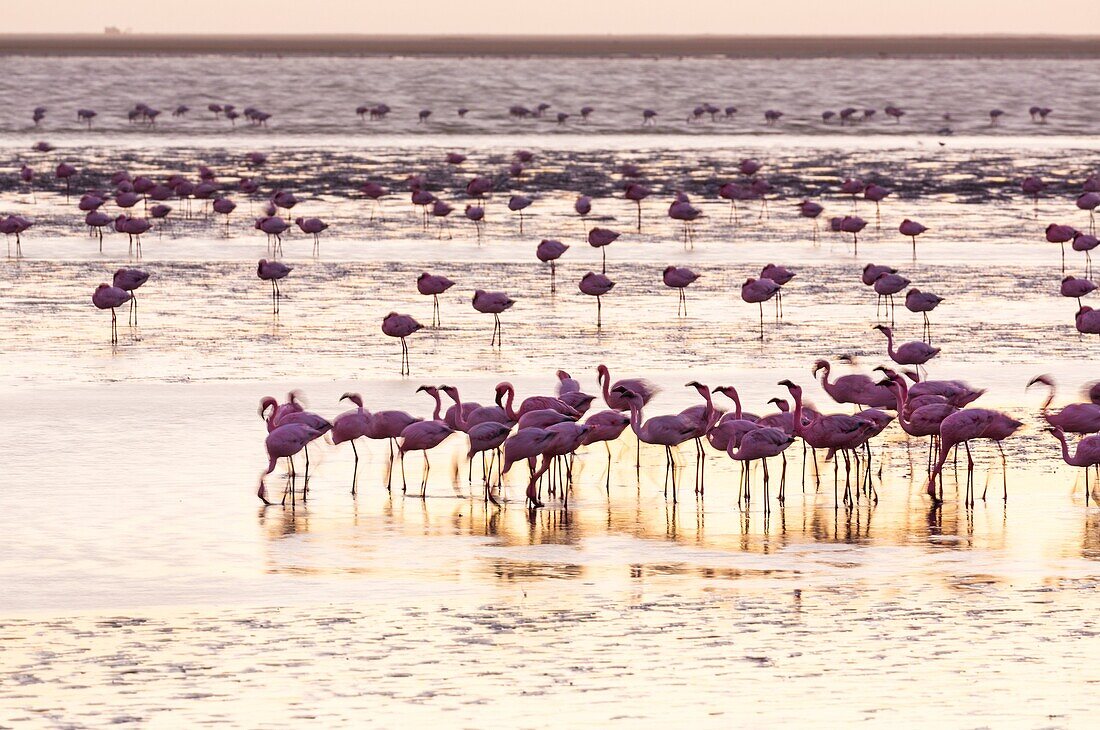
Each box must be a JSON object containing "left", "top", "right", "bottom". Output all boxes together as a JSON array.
[
  {"left": 331, "top": 393, "right": 372, "bottom": 488},
  {"left": 501, "top": 427, "right": 557, "bottom": 507},
  {"left": 1047, "top": 223, "right": 1078, "bottom": 273},
  {"left": 579, "top": 272, "right": 614, "bottom": 328},
  {"left": 905, "top": 289, "right": 944, "bottom": 342},
  {"left": 464, "top": 205, "right": 485, "bottom": 242},
  {"left": 508, "top": 195, "right": 532, "bottom": 233},
  {"left": 295, "top": 217, "right": 329, "bottom": 252},
  {"left": 624, "top": 183, "right": 650, "bottom": 232},
  {"left": 473, "top": 290, "right": 514, "bottom": 346},
  {"left": 615, "top": 387, "right": 697, "bottom": 503},
  {"left": 873, "top": 272, "right": 910, "bottom": 321},
  {"left": 588, "top": 228, "right": 620, "bottom": 274},
  {"left": 1027, "top": 374, "right": 1100, "bottom": 433},
  {"left": 1062, "top": 276, "right": 1097, "bottom": 308},
  {"left": 927, "top": 408, "right": 1023, "bottom": 504},
  {"left": 1048, "top": 427, "right": 1100, "bottom": 497},
  {"left": 1077, "top": 306, "right": 1100, "bottom": 335},
  {"left": 382, "top": 312, "right": 422, "bottom": 375},
  {"left": 257, "top": 424, "right": 325, "bottom": 505},
  {"left": 574, "top": 195, "right": 592, "bottom": 237},
  {"left": 397, "top": 386, "right": 454, "bottom": 497},
  {"left": 112, "top": 268, "right": 149, "bottom": 326},
  {"left": 727, "top": 426, "right": 796, "bottom": 507},
  {"left": 875, "top": 325, "right": 939, "bottom": 374},
  {"left": 91, "top": 284, "right": 132, "bottom": 344},
  {"left": 662, "top": 266, "right": 699, "bottom": 316},
  {"left": 741, "top": 277, "right": 780, "bottom": 339},
  {"left": 257, "top": 259, "right": 290, "bottom": 314},
  {"left": 537, "top": 239, "right": 569, "bottom": 291},
  {"left": 760, "top": 263, "right": 794, "bottom": 318},
  {"left": 798, "top": 200, "right": 824, "bottom": 241},
  {"left": 899, "top": 219, "right": 928, "bottom": 252},
  {"left": 417, "top": 273, "right": 455, "bottom": 327}
]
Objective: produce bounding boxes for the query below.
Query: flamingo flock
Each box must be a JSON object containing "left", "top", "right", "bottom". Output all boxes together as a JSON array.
[{"left": 255, "top": 365, "right": 1100, "bottom": 511}]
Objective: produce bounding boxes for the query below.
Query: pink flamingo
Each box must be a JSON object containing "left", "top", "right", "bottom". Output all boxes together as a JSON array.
[
  {"left": 360, "top": 181, "right": 387, "bottom": 221},
  {"left": 86, "top": 211, "right": 112, "bottom": 249},
  {"left": 1047, "top": 223, "right": 1078, "bottom": 273},
  {"left": 1022, "top": 176, "right": 1044, "bottom": 207},
  {"left": 114, "top": 215, "right": 152, "bottom": 257},
  {"left": 213, "top": 197, "right": 236, "bottom": 232},
  {"left": 257, "top": 424, "right": 325, "bottom": 505},
  {"left": 1, "top": 215, "right": 32, "bottom": 257},
  {"left": 797, "top": 199, "right": 824, "bottom": 240},
  {"left": 741, "top": 277, "right": 780, "bottom": 339},
  {"left": 501, "top": 427, "right": 557, "bottom": 507},
  {"left": 899, "top": 219, "right": 928, "bottom": 251},
  {"left": 1078, "top": 192, "right": 1100, "bottom": 234},
  {"left": 91, "top": 284, "right": 132, "bottom": 344},
  {"left": 533, "top": 422, "right": 593, "bottom": 505},
  {"left": 812, "top": 359, "right": 895, "bottom": 408},
  {"left": 508, "top": 195, "right": 532, "bottom": 233},
  {"left": 257, "top": 259, "right": 290, "bottom": 314},
  {"left": 1062, "top": 276, "right": 1097, "bottom": 307},
  {"left": 615, "top": 387, "right": 698, "bottom": 502},
  {"left": 473, "top": 290, "right": 514, "bottom": 346},
  {"left": 496, "top": 382, "right": 579, "bottom": 421},
  {"left": 839, "top": 215, "right": 868, "bottom": 250},
  {"left": 668, "top": 194, "right": 701, "bottom": 247},
  {"left": 397, "top": 386, "right": 454, "bottom": 497},
  {"left": 880, "top": 374, "right": 957, "bottom": 473},
  {"left": 1048, "top": 427, "right": 1100, "bottom": 497},
  {"left": 1077, "top": 306, "right": 1100, "bottom": 336},
  {"left": 875, "top": 325, "right": 939, "bottom": 374},
  {"left": 839, "top": 178, "right": 864, "bottom": 206},
  {"left": 537, "top": 239, "right": 569, "bottom": 291},
  {"left": 582, "top": 410, "right": 631, "bottom": 487},
  {"left": 557, "top": 370, "right": 581, "bottom": 395},
  {"left": 579, "top": 272, "right": 614, "bottom": 328},
  {"left": 574, "top": 194, "right": 592, "bottom": 236},
  {"left": 587, "top": 228, "right": 620, "bottom": 274},
  {"left": 366, "top": 407, "right": 423, "bottom": 491},
  {"left": 863, "top": 184, "right": 890, "bottom": 218},
  {"left": 295, "top": 217, "right": 329, "bottom": 252},
  {"left": 331, "top": 393, "right": 372, "bottom": 488},
  {"left": 624, "top": 183, "right": 650, "bottom": 232},
  {"left": 1073, "top": 232, "right": 1098, "bottom": 277},
  {"left": 596, "top": 364, "right": 658, "bottom": 411},
  {"left": 258, "top": 216, "right": 291, "bottom": 254},
  {"left": 662, "top": 266, "right": 699, "bottom": 316},
  {"left": 677, "top": 381, "right": 723, "bottom": 491},
  {"left": 430, "top": 200, "right": 454, "bottom": 239},
  {"left": 905, "top": 289, "right": 943, "bottom": 341},
  {"left": 873, "top": 271, "right": 910, "bottom": 321},
  {"left": 1026, "top": 374, "right": 1100, "bottom": 434},
  {"left": 779, "top": 379, "right": 877, "bottom": 505},
  {"left": 440, "top": 386, "right": 512, "bottom": 497},
  {"left": 417, "top": 273, "right": 455, "bottom": 326},
  {"left": 382, "top": 312, "right": 423, "bottom": 374},
  {"left": 112, "top": 268, "right": 149, "bottom": 326},
  {"left": 727, "top": 426, "right": 796, "bottom": 507},
  {"left": 760, "top": 263, "right": 794, "bottom": 318},
  {"left": 464, "top": 205, "right": 485, "bottom": 242},
  {"left": 927, "top": 408, "right": 1023, "bottom": 504}
]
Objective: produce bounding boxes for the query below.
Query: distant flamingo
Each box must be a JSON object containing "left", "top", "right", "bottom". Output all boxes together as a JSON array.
[
  {"left": 662, "top": 266, "right": 699, "bottom": 316},
  {"left": 1077, "top": 306, "right": 1100, "bottom": 336},
  {"left": 899, "top": 219, "right": 928, "bottom": 251},
  {"left": 875, "top": 325, "right": 939, "bottom": 374},
  {"left": 508, "top": 195, "right": 532, "bottom": 233},
  {"left": 579, "top": 272, "right": 615, "bottom": 327},
  {"left": 91, "top": 284, "right": 132, "bottom": 344},
  {"left": 927, "top": 408, "right": 1023, "bottom": 504},
  {"left": 1078, "top": 192, "right": 1100, "bottom": 233},
  {"left": 112, "top": 268, "right": 149, "bottom": 326},
  {"left": 258, "top": 216, "right": 291, "bottom": 254},
  {"left": 1073, "top": 232, "right": 1098, "bottom": 277},
  {"left": 1047, "top": 223, "right": 1078, "bottom": 273},
  {"left": 295, "top": 217, "right": 329, "bottom": 252},
  {"left": 587, "top": 227, "right": 620, "bottom": 274},
  {"left": 536, "top": 239, "right": 569, "bottom": 291},
  {"left": 582, "top": 410, "right": 631, "bottom": 480},
  {"left": 473, "top": 290, "right": 514, "bottom": 346},
  {"left": 501, "top": 427, "right": 557, "bottom": 507},
  {"left": 839, "top": 215, "right": 868, "bottom": 249},
  {"left": 668, "top": 193, "right": 701, "bottom": 246},
  {"left": 873, "top": 271, "right": 910, "bottom": 320},
  {"left": 905, "top": 289, "right": 944, "bottom": 341},
  {"left": 1061, "top": 276, "right": 1097, "bottom": 307},
  {"left": 727, "top": 426, "right": 796, "bottom": 506},
  {"left": 812, "top": 359, "right": 895, "bottom": 408},
  {"left": 760, "top": 263, "right": 794, "bottom": 318},
  {"left": 465, "top": 205, "right": 485, "bottom": 242},
  {"left": 381, "top": 312, "right": 423, "bottom": 374},
  {"left": 213, "top": 197, "right": 237, "bottom": 231},
  {"left": 798, "top": 200, "right": 824, "bottom": 240},
  {"left": 417, "top": 273, "right": 455, "bottom": 326},
  {"left": 624, "top": 183, "right": 650, "bottom": 232},
  {"left": 741, "top": 277, "right": 780, "bottom": 338},
  {"left": 257, "top": 259, "right": 290, "bottom": 314},
  {"left": 574, "top": 195, "right": 592, "bottom": 237}
]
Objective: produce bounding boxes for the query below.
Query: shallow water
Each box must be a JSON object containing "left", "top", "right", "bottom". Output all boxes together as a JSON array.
[{"left": 2, "top": 55, "right": 1100, "bottom": 727}]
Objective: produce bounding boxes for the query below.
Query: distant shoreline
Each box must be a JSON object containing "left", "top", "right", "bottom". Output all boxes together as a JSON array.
[{"left": 3, "top": 34, "right": 1100, "bottom": 57}]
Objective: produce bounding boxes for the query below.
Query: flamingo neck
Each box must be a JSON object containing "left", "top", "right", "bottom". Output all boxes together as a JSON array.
[
  {"left": 429, "top": 391, "right": 442, "bottom": 421},
  {"left": 1039, "top": 383, "right": 1055, "bottom": 414},
  {"left": 731, "top": 390, "right": 743, "bottom": 420},
  {"left": 626, "top": 400, "right": 645, "bottom": 441},
  {"left": 599, "top": 370, "right": 612, "bottom": 405},
  {"left": 449, "top": 391, "right": 468, "bottom": 430},
  {"left": 889, "top": 383, "right": 914, "bottom": 433},
  {"left": 1055, "top": 431, "right": 1075, "bottom": 465},
  {"left": 503, "top": 385, "right": 518, "bottom": 421},
  {"left": 790, "top": 389, "right": 809, "bottom": 435}
]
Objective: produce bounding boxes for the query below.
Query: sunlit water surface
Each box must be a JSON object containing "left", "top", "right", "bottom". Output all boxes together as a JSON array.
[{"left": 2, "top": 54, "right": 1100, "bottom": 727}]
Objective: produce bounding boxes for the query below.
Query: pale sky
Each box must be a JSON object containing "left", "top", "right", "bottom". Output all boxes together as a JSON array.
[{"left": 5, "top": 0, "right": 1099, "bottom": 35}]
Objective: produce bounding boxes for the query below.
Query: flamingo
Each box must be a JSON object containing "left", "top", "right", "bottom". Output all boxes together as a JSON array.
[
  {"left": 257, "top": 259, "right": 291, "bottom": 314},
  {"left": 396, "top": 386, "right": 453, "bottom": 497},
  {"left": 811, "top": 359, "right": 895, "bottom": 408},
  {"left": 381, "top": 312, "right": 422, "bottom": 375},
  {"left": 615, "top": 387, "right": 698, "bottom": 502},
  {"left": 112, "top": 268, "right": 149, "bottom": 326},
  {"left": 579, "top": 272, "right": 615, "bottom": 328},
  {"left": 472, "top": 290, "right": 514, "bottom": 346},
  {"left": 1047, "top": 224, "right": 1077, "bottom": 273},
  {"left": 508, "top": 195, "right": 532, "bottom": 233},
  {"left": 331, "top": 393, "right": 372, "bottom": 488},
  {"left": 1061, "top": 276, "right": 1097, "bottom": 307},
  {"left": 875, "top": 325, "right": 939, "bottom": 374},
  {"left": 501, "top": 428, "right": 557, "bottom": 507},
  {"left": 727, "top": 426, "right": 796, "bottom": 506},
  {"left": 587, "top": 228, "right": 620, "bottom": 274},
  {"left": 839, "top": 215, "right": 867, "bottom": 249},
  {"left": 295, "top": 217, "right": 329, "bottom": 252},
  {"left": 899, "top": 219, "right": 928, "bottom": 251},
  {"left": 91, "top": 284, "right": 132, "bottom": 344},
  {"left": 668, "top": 194, "right": 701, "bottom": 246},
  {"left": 417, "top": 273, "right": 455, "bottom": 327},
  {"left": 662, "top": 266, "right": 699, "bottom": 316},
  {"left": 582, "top": 410, "right": 631, "bottom": 487},
  {"left": 1073, "top": 232, "right": 1098, "bottom": 277},
  {"left": 741, "top": 278, "right": 780, "bottom": 338},
  {"left": 1048, "top": 427, "right": 1100, "bottom": 497},
  {"left": 880, "top": 375, "right": 958, "bottom": 473},
  {"left": 441, "top": 386, "right": 512, "bottom": 498},
  {"left": 873, "top": 272, "right": 910, "bottom": 321},
  {"left": 624, "top": 183, "right": 650, "bottom": 232},
  {"left": 257, "top": 424, "right": 325, "bottom": 505},
  {"left": 1077, "top": 306, "right": 1100, "bottom": 336},
  {"left": 574, "top": 194, "right": 592, "bottom": 236},
  {"left": 1027, "top": 374, "right": 1100, "bottom": 434},
  {"left": 905, "top": 289, "right": 944, "bottom": 342},
  {"left": 537, "top": 239, "right": 568, "bottom": 291},
  {"left": 465, "top": 205, "right": 485, "bottom": 241},
  {"left": 495, "top": 382, "right": 579, "bottom": 420},
  {"left": 760, "top": 263, "right": 794, "bottom": 318},
  {"left": 927, "top": 408, "right": 1023, "bottom": 504},
  {"left": 798, "top": 200, "right": 824, "bottom": 240}
]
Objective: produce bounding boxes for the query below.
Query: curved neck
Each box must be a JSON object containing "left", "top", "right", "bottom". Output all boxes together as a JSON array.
[
  {"left": 882, "top": 330, "right": 897, "bottom": 358},
  {"left": 1039, "top": 383, "right": 1055, "bottom": 414},
  {"left": 599, "top": 370, "right": 611, "bottom": 404},
  {"left": 789, "top": 389, "right": 806, "bottom": 435},
  {"left": 626, "top": 400, "right": 644, "bottom": 440},
  {"left": 888, "top": 383, "right": 914, "bottom": 432},
  {"left": 1054, "top": 431, "right": 1075, "bottom": 465},
  {"left": 730, "top": 389, "right": 743, "bottom": 420},
  {"left": 502, "top": 385, "right": 517, "bottom": 421},
  {"left": 698, "top": 387, "right": 717, "bottom": 428},
  {"left": 427, "top": 390, "right": 442, "bottom": 421},
  {"left": 448, "top": 391, "right": 467, "bottom": 429},
  {"left": 817, "top": 365, "right": 832, "bottom": 391}
]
